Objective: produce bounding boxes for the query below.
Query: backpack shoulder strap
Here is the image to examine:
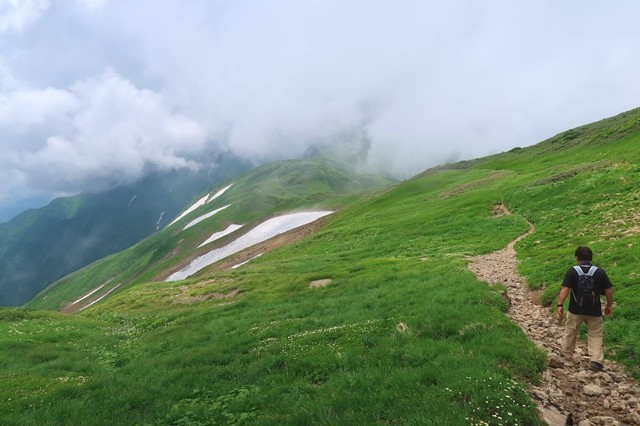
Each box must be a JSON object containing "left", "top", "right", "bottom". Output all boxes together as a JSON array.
[{"left": 573, "top": 265, "right": 598, "bottom": 276}]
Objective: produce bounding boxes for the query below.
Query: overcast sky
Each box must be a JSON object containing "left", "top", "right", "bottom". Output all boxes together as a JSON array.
[{"left": 1, "top": 0, "right": 639, "bottom": 217}]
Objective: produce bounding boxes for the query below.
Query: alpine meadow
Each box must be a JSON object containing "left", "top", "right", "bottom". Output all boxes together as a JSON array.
[{"left": 2, "top": 108, "right": 640, "bottom": 424}]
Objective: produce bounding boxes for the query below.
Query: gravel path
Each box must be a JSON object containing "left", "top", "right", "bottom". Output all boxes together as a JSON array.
[{"left": 467, "top": 208, "right": 640, "bottom": 425}]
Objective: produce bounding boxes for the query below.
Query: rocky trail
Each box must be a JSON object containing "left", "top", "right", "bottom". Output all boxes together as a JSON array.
[{"left": 467, "top": 210, "right": 640, "bottom": 426}]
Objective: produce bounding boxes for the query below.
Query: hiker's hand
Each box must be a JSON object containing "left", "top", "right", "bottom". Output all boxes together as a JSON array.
[
  {"left": 604, "top": 305, "right": 612, "bottom": 317},
  {"left": 556, "top": 305, "right": 564, "bottom": 318}
]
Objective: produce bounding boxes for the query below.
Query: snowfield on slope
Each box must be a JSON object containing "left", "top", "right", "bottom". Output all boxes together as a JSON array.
[
  {"left": 167, "top": 184, "right": 233, "bottom": 227},
  {"left": 198, "top": 223, "right": 244, "bottom": 248},
  {"left": 165, "top": 211, "right": 333, "bottom": 281},
  {"left": 183, "top": 205, "right": 231, "bottom": 230}
]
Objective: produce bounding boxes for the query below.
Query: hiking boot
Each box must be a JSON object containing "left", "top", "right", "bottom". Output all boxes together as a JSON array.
[{"left": 589, "top": 361, "right": 604, "bottom": 372}]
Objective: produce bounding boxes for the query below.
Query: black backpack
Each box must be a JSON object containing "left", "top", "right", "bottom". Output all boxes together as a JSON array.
[{"left": 572, "top": 265, "right": 599, "bottom": 308}]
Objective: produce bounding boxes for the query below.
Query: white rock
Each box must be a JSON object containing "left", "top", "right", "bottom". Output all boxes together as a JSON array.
[{"left": 584, "top": 384, "right": 604, "bottom": 396}]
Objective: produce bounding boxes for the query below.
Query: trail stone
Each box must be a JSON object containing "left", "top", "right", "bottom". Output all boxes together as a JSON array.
[
  {"left": 539, "top": 406, "right": 571, "bottom": 426},
  {"left": 589, "top": 416, "right": 617, "bottom": 425},
  {"left": 577, "top": 371, "right": 591, "bottom": 382},
  {"left": 584, "top": 384, "right": 605, "bottom": 396},
  {"left": 548, "top": 356, "right": 564, "bottom": 369},
  {"left": 600, "top": 373, "right": 613, "bottom": 383},
  {"left": 533, "top": 389, "right": 547, "bottom": 401},
  {"left": 611, "top": 374, "right": 624, "bottom": 383},
  {"left": 619, "top": 384, "right": 634, "bottom": 394},
  {"left": 549, "top": 388, "right": 564, "bottom": 398}
]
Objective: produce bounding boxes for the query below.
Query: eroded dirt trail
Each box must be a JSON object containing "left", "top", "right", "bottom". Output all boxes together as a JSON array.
[{"left": 467, "top": 208, "right": 640, "bottom": 426}]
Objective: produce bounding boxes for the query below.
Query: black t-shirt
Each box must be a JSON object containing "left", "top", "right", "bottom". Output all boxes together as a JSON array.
[{"left": 562, "top": 262, "right": 613, "bottom": 316}]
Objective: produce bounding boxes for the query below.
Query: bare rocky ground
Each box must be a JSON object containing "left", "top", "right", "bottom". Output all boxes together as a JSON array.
[{"left": 468, "top": 211, "right": 640, "bottom": 426}]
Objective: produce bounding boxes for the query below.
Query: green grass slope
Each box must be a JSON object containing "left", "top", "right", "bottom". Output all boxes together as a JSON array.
[
  {"left": 28, "top": 158, "right": 395, "bottom": 312},
  {"left": 1, "top": 108, "right": 640, "bottom": 425}
]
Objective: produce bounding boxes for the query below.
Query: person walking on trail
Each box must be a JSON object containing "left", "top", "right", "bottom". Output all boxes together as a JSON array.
[{"left": 556, "top": 246, "right": 613, "bottom": 372}]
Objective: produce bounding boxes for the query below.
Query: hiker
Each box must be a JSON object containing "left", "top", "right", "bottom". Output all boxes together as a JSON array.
[{"left": 556, "top": 246, "right": 613, "bottom": 371}]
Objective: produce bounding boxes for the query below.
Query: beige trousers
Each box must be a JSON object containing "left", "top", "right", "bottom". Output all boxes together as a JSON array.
[{"left": 562, "top": 312, "right": 604, "bottom": 363}]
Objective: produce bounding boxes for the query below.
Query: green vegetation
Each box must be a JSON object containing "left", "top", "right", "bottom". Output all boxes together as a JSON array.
[
  {"left": 28, "top": 157, "right": 395, "bottom": 311},
  {"left": 2, "top": 108, "right": 640, "bottom": 424},
  {"left": 0, "top": 158, "right": 250, "bottom": 306}
]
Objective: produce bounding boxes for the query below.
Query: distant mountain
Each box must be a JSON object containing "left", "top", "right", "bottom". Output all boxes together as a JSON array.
[
  {"left": 0, "top": 194, "right": 54, "bottom": 224},
  {"left": 0, "top": 153, "right": 251, "bottom": 306}
]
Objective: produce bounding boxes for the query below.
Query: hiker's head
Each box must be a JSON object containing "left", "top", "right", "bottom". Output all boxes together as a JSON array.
[{"left": 575, "top": 246, "right": 593, "bottom": 262}]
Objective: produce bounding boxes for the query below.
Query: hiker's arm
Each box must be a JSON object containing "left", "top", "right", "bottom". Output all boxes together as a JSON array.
[
  {"left": 556, "top": 286, "right": 570, "bottom": 316},
  {"left": 604, "top": 288, "right": 613, "bottom": 317}
]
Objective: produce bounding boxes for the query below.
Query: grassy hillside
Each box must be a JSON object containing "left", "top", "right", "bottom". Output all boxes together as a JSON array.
[
  {"left": 28, "top": 158, "right": 396, "bottom": 311},
  {"left": 0, "top": 155, "right": 250, "bottom": 306},
  {"left": 1, "top": 108, "right": 640, "bottom": 424}
]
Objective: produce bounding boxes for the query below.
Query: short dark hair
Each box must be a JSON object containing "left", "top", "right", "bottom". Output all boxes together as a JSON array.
[{"left": 575, "top": 246, "right": 593, "bottom": 262}]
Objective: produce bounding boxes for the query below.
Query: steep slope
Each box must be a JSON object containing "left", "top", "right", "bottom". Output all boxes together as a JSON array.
[
  {"left": 1, "top": 108, "right": 640, "bottom": 425},
  {"left": 0, "top": 155, "right": 250, "bottom": 306}
]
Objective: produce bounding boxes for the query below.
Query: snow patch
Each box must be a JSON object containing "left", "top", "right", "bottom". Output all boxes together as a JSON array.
[
  {"left": 207, "top": 184, "right": 233, "bottom": 203},
  {"left": 198, "top": 223, "right": 244, "bottom": 248},
  {"left": 70, "top": 283, "right": 108, "bottom": 305},
  {"left": 167, "top": 184, "right": 233, "bottom": 227},
  {"left": 183, "top": 205, "right": 231, "bottom": 230},
  {"left": 128, "top": 194, "right": 137, "bottom": 207},
  {"left": 165, "top": 211, "right": 333, "bottom": 281},
  {"left": 156, "top": 211, "right": 165, "bottom": 230},
  {"left": 168, "top": 193, "right": 210, "bottom": 226},
  {"left": 231, "top": 253, "right": 263, "bottom": 269},
  {"left": 78, "top": 284, "right": 122, "bottom": 311}
]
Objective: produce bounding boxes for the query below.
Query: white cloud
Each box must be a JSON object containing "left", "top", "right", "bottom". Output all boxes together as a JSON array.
[
  {"left": 0, "top": 86, "right": 78, "bottom": 127},
  {"left": 2, "top": 70, "right": 207, "bottom": 194},
  {"left": 108, "top": 0, "right": 640, "bottom": 176},
  {"left": 73, "top": 0, "right": 106, "bottom": 12},
  {"left": 1, "top": 0, "right": 640, "bottom": 207},
  {"left": 0, "top": 0, "right": 49, "bottom": 34}
]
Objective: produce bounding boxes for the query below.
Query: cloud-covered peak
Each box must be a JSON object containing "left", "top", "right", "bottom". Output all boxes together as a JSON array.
[{"left": 1, "top": 0, "right": 640, "bottom": 209}]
